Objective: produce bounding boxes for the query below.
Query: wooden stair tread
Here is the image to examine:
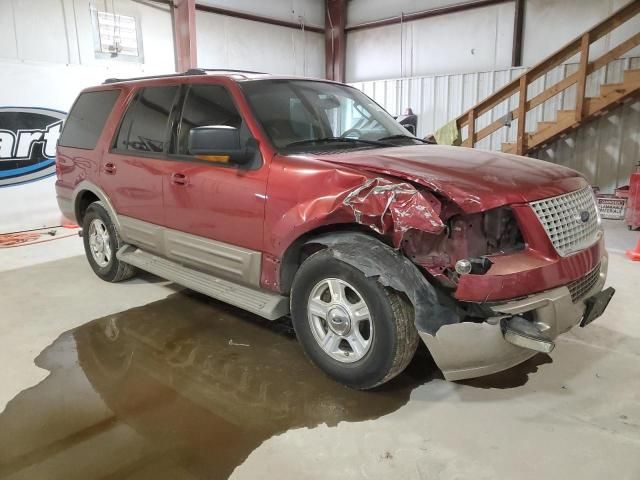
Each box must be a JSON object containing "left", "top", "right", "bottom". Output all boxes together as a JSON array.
[
  {"left": 501, "top": 142, "right": 516, "bottom": 154},
  {"left": 480, "top": 66, "right": 639, "bottom": 156},
  {"left": 529, "top": 73, "right": 640, "bottom": 151},
  {"left": 557, "top": 109, "right": 577, "bottom": 119},
  {"left": 624, "top": 68, "right": 640, "bottom": 80},
  {"left": 586, "top": 75, "right": 640, "bottom": 114},
  {"left": 529, "top": 118, "right": 575, "bottom": 148},
  {"left": 600, "top": 82, "right": 628, "bottom": 94},
  {"left": 536, "top": 121, "right": 557, "bottom": 129}
]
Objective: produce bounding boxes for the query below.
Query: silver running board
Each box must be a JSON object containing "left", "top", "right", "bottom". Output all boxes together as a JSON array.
[{"left": 117, "top": 245, "right": 290, "bottom": 320}]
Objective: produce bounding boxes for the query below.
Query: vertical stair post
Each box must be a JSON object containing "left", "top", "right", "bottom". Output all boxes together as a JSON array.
[
  {"left": 516, "top": 74, "right": 528, "bottom": 155},
  {"left": 468, "top": 108, "right": 476, "bottom": 148},
  {"left": 575, "top": 32, "right": 591, "bottom": 122}
]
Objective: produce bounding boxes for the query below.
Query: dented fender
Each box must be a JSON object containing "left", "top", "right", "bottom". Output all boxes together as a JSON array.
[
  {"left": 265, "top": 168, "right": 445, "bottom": 254},
  {"left": 342, "top": 178, "right": 445, "bottom": 245},
  {"left": 262, "top": 157, "right": 450, "bottom": 294}
]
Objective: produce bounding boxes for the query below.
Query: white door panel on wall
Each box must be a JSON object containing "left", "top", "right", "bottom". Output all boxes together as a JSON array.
[
  {"left": 347, "top": 0, "right": 481, "bottom": 25},
  {"left": 197, "top": 0, "right": 324, "bottom": 27},
  {"left": 345, "top": 24, "right": 403, "bottom": 82},
  {"left": 0, "top": 0, "right": 174, "bottom": 70},
  {"left": 523, "top": 0, "right": 640, "bottom": 66},
  {"left": 0, "top": 1, "right": 18, "bottom": 59},
  {"left": 12, "top": 0, "right": 70, "bottom": 63},
  {"left": 345, "top": 3, "right": 515, "bottom": 82},
  {"left": 196, "top": 11, "right": 325, "bottom": 77}
]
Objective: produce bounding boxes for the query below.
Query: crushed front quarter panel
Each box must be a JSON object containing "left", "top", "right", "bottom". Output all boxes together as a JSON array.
[
  {"left": 342, "top": 177, "right": 445, "bottom": 244},
  {"left": 262, "top": 155, "right": 449, "bottom": 291}
]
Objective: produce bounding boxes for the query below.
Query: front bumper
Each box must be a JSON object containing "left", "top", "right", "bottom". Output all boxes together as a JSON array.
[{"left": 420, "top": 254, "right": 610, "bottom": 381}]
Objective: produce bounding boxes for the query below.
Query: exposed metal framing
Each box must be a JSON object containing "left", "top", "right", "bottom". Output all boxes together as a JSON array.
[
  {"left": 146, "top": 0, "right": 529, "bottom": 83},
  {"left": 326, "top": 0, "right": 346, "bottom": 82},
  {"left": 512, "top": 0, "right": 525, "bottom": 67},
  {"left": 194, "top": 3, "right": 324, "bottom": 33},
  {"left": 344, "top": 0, "right": 513, "bottom": 32},
  {"left": 172, "top": 0, "right": 197, "bottom": 72}
]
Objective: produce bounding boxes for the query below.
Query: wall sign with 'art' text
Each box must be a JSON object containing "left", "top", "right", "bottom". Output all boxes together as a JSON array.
[{"left": 0, "top": 107, "right": 66, "bottom": 187}]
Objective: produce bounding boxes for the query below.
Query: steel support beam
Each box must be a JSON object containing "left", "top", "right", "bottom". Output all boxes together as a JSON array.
[
  {"left": 326, "top": 0, "right": 346, "bottom": 82},
  {"left": 512, "top": 0, "right": 525, "bottom": 67},
  {"left": 172, "top": 0, "right": 197, "bottom": 72},
  {"left": 345, "top": 0, "right": 512, "bottom": 32},
  {"left": 195, "top": 4, "right": 324, "bottom": 33}
]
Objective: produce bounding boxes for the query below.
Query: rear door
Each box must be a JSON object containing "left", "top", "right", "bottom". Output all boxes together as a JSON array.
[{"left": 100, "top": 86, "right": 179, "bottom": 250}]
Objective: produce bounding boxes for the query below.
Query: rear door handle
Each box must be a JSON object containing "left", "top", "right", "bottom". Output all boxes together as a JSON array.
[
  {"left": 171, "top": 172, "right": 189, "bottom": 186},
  {"left": 104, "top": 162, "right": 116, "bottom": 175}
]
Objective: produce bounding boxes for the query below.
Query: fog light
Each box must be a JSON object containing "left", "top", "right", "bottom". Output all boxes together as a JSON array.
[{"left": 455, "top": 259, "right": 472, "bottom": 275}]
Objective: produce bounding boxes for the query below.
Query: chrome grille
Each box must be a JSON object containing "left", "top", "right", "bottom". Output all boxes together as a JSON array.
[
  {"left": 567, "top": 263, "right": 601, "bottom": 303},
  {"left": 530, "top": 187, "right": 599, "bottom": 256}
]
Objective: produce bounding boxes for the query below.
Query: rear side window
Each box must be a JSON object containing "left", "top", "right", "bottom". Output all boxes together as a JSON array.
[
  {"left": 114, "top": 86, "right": 179, "bottom": 153},
  {"left": 59, "top": 90, "right": 120, "bottom": 149},
  {"left": 176, "top": 84, "right": 242, "bottom": 155}
]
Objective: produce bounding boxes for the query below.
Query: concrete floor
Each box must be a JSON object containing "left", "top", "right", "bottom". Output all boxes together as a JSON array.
[{"left": 0, "top": 221, "right": 638, "bottom": 479}]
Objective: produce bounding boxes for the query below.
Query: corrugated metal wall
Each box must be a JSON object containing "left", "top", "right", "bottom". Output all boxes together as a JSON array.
[{"left": 350, "top": 57, "right": 640, "bottom": 193}]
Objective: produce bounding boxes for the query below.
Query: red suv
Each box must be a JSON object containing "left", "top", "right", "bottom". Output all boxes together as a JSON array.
[{"left": 56, "top": 69, "right": 614, "bottom": 389}]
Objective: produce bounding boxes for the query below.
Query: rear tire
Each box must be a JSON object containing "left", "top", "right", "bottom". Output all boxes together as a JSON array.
[
  {"left": 291, "top": 249, "right": 419, "bottom": 389},
  {"left": 82, "top": 202, "right": 136, "bottom": 282}
]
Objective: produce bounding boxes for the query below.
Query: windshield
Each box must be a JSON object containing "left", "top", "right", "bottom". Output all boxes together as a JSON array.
[{"left": 240, "top": 79, "right": 419, "bottom": 151}]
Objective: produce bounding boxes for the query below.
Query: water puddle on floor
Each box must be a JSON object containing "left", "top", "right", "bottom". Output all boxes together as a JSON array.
[{"left": 0, "top": 291, "right": 432, "bottom": 479}]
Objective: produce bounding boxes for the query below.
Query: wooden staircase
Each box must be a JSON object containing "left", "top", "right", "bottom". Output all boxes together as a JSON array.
[{"left": 454, "top": 0, "right": 640, "bottom": 157}]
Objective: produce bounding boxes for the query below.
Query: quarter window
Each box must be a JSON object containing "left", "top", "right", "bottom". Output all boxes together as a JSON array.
[
  {"left": 59, "top": 90, "right": 120, "bottom": 150},
  {"left": 115, "top": 86, "right": 178, "bottom": 153}
]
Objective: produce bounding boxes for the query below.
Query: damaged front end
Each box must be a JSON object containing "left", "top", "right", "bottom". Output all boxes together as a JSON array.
[
  {"left": 305, "top": 178, "right": 538, "bottom": 377},
  {"left": 339, "top": 176, "right": 526, "bottom": 299},
  {"left": 309, "top": 176, "right": 607, "bottom": 381}
]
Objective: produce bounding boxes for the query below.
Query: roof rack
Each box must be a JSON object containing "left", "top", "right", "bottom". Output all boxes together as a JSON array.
[
  {"left": 185, "top": 68, "right": 267, "bottom": 75},
  {"left": 103, "top": 68, "right": 267, "bottom": 84},
  {"left": 103, "top": 70, "right": 203, "bottom": 84}
]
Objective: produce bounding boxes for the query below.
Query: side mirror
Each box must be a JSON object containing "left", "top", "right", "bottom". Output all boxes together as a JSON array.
[{"left": 188, "top": 126, "right": 254, "bottom": 164}]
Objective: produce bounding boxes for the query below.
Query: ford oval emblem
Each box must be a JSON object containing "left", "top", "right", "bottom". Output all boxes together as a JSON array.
[
  {"left": 576, "top": 210, "right": 590, "bottom": 224},
  {"left": 0, "top": 107, "right": 66, "bottom": 187}
]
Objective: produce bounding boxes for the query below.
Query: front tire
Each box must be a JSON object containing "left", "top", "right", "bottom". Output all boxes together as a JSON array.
[
  {"left": 291, "top": 249, "right": 419, "bottom": 389},
  {"left": 82, "top": 202, "right": 136, "bottom": 282}
]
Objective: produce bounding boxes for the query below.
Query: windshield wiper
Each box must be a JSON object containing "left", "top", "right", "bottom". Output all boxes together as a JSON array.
[
  {"left": 376, "top": 134, "right": 430, "bottom": 144},
  {"left": 285, "top": 137, "right": 391, "bottom": 148}
]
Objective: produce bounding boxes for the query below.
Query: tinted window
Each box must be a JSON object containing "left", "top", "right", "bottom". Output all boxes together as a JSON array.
[
  {"left": 59, "top": 90, "right": 120, "bottom": 149},
  {"left": 176, "top": 85, "right": 242, "bottom": 155},
  {"left": 115, "top": 86, "right": 178, "bottom": 153},
  {"left": 241, "top": 80, "right": 415, "bottom": 150}
]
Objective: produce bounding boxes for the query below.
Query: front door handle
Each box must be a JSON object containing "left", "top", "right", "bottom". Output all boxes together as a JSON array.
[
  {"left": 104, "top": 162, "right": 117, "bottom": 175},
  {"left": 171, "top": 172, "right": 189, "bottom": 186}
]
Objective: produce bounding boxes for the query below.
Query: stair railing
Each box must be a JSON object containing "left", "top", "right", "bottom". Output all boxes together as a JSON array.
[{"left": 455, "top": 0, "right": 640, "bottom": 155}]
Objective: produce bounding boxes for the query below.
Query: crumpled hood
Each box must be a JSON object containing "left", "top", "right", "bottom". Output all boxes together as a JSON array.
[{"left": 318, "top": 145, "right": 587, "bottom": 212}]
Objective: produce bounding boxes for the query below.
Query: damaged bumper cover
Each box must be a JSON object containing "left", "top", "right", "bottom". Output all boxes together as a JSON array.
[{"left": 421, "top": 254, "right": 612, "bottom": 381}]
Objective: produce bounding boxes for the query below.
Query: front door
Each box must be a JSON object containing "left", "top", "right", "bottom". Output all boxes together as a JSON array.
[{"left": 162, "top": 82, "right": 268, "bottom": 285}]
